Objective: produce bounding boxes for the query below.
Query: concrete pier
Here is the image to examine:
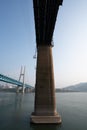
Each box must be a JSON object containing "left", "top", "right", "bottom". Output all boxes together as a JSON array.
[{"left": 30, "top": 45, "right": 61, "bottom": 124}]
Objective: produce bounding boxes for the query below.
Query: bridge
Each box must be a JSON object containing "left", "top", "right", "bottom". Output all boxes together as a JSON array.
[
  {"left": 31, "top": 0, "right": 63, "bottom": 124},
  {"left": 0, "top": 73, "right": 32, "bottom": 92}
]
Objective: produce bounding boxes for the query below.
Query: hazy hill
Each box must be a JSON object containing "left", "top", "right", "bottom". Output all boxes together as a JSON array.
[{"left": 61, "top": 83, "right": 87, "bottom": 92}]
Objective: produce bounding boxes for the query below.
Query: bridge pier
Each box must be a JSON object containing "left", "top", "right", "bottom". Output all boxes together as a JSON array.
[
  {"left": 16, "top": 66, "right": 25, "bottom": 93},
  {"left": 16, "top": 86, "right": 19, "bottom": 93},
  {"left": 22, "top": 85, "right": 25, "bottom": 93},
  {"left": 16, "top": 86, "right": 25, "bottom": 93},
  {"left": 31, "top": 45, "right": 61, "bottom": 124},
  {"left": 31, "top": 0, "right": 63, "bottom": 124}
]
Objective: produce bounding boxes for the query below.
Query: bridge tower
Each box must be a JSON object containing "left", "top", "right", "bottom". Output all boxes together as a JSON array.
[
  {"left": 17, "top": 66, "right": 25, "bottom": 93},
  {"left": 31, "top": 0, "right": 63, "bottom": 124}
]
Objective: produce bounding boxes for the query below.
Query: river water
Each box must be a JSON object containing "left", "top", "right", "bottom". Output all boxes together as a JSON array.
[{"left": 0, "top": 92, "right": 87, "bottom": 130}]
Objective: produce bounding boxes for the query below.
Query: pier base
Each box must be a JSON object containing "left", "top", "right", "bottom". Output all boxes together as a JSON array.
[{"left": 31, "top": 114, "right": 61, "bottom": 124}]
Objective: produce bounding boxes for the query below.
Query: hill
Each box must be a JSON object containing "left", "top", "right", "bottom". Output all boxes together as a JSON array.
[{"left": 56, "top": 82, "right": 87, "bottom": 92}]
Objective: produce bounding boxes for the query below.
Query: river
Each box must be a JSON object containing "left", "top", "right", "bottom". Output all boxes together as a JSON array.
[{"left": 0, "top": 92, "right": 87, "bottom": 130}]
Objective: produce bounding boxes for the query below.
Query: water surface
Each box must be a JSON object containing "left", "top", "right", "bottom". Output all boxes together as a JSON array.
[{"left": 0, "top": 92, "right": 87, "bottom": 130}]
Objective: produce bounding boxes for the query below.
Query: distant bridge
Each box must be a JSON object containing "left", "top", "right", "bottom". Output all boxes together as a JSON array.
[{"left": 0, "top": 73, "right": 32, "bottom": 89}]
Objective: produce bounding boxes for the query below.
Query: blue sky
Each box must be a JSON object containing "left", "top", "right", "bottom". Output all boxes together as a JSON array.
[{"left": 0, "top": 0, "right": 87, "bottom": 88}]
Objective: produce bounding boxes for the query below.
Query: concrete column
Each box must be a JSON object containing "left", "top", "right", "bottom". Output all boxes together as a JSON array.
[{"left": 31, "top": 45, "right": 61, "bottom": 124}]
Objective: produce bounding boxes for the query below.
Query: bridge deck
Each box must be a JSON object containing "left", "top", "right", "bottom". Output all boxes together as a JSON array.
[
  {"left": 0, "top": 74, "right": 32, "bottom": 88},
  {"left": 33, "top": 0, "right": 63, "bottom": 46}
]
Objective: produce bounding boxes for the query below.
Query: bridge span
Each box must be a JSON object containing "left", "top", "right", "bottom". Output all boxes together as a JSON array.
[{"left": 0, "top": 73, "right": 32, "bottom": 93}]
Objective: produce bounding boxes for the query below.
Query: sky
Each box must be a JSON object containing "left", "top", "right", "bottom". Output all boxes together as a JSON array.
[{"left": 0, "top": 0, "right": 87, "bottom": 88}]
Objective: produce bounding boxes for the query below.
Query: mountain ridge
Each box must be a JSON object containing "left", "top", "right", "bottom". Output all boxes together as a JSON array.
[{"left": 56, "top": 82, "right": 87, "bottom": 92}]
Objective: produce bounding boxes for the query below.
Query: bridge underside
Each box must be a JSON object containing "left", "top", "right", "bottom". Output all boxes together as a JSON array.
[
  {"left": 33, "top": 0, "right": 63, "bottom": 46},
  {"left": 31, "top": 0, "right": 63, "bottom": 124}
]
